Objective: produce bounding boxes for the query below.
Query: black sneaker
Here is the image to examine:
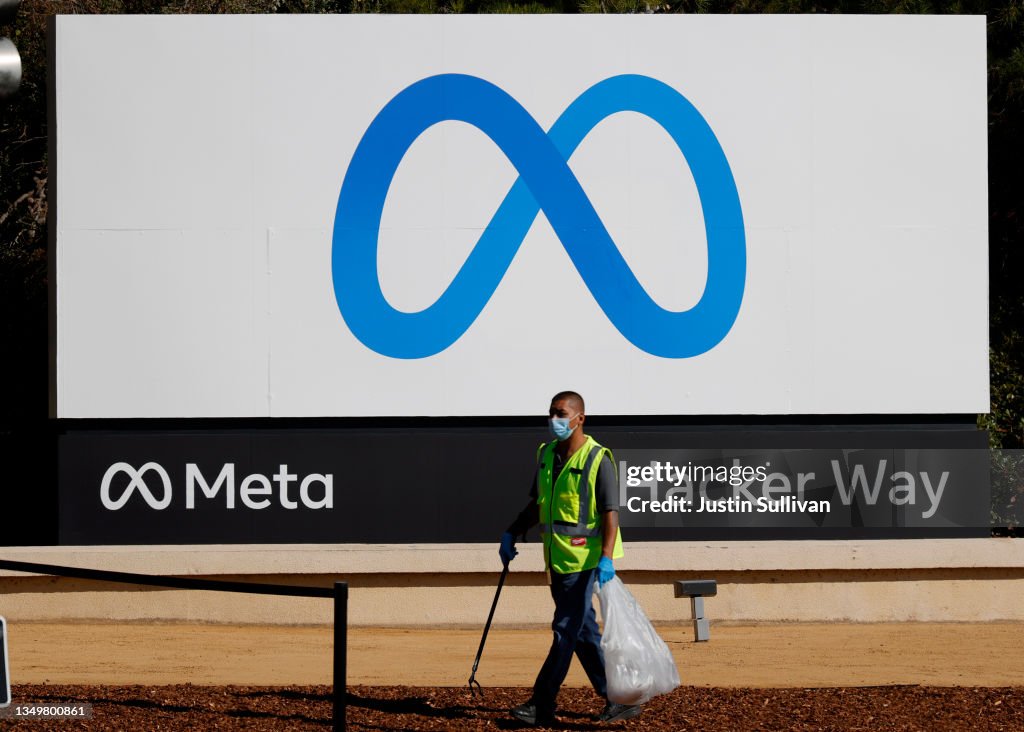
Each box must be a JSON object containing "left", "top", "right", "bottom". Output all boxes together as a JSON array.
[
  {"left": 510, "top": 701, "right": 556, "bottom": 727},
  {"left": 598, "top": 702, "right": 643, "bottom": 723}
]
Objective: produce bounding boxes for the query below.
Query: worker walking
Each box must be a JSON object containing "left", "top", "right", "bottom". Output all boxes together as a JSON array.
[{"left": 500, "top": 390, "right": 643, "bottom": 726}]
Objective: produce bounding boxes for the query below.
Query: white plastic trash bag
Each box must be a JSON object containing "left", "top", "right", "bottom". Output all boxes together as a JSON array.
[{"left": 597, "top": 576, "right": 681, "bottom": 705}]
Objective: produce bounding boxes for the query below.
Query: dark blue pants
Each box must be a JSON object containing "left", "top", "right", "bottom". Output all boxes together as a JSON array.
[{"left": 531, "top": 567, "right": 608, "bottom": 713}]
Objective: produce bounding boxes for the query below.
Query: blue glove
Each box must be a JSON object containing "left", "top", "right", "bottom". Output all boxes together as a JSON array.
[
  {"left": 597, "top": 556, "right": 615, "bottom": 586},
  {"left": 499, "top": 532, "right": 518, "bottom": 567}
]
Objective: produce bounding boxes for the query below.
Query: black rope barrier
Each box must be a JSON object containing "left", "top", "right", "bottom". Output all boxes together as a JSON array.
[
  {"left": 0, "top": 559, "right": 333, "bottom": 597},
  {"left": 0, "top": 558, "right": 347, "bottom": 731}
]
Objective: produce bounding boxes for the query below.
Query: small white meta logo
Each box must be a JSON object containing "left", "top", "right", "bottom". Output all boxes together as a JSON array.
[
  {"left": 101, "top": 462, "right": 173, "bottom": 510},
  {"left": 99, "top": 462, "right": 334, "bottom": 511}
]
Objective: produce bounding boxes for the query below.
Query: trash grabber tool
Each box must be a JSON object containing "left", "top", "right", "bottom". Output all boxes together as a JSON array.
[{"left": 468, "top": 562, "right": 509, "bottom": 696}]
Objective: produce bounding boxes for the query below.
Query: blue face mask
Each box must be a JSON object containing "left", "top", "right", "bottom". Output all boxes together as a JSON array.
[{"left": 548, "top": 416, "right": 576, "bottom": 441}]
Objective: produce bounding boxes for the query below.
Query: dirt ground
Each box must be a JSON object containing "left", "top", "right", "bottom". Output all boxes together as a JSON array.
[
  {"left": 5, "top": 621, "right": 1024, "bottom": 687},
  {"left": 2, "top": 623, "right": 1023, "bottom": 730}
]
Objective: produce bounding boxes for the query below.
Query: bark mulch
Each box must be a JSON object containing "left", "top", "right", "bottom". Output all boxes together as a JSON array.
[{"left": 2, "top": 684, "right": 1023, "bottom": 730}]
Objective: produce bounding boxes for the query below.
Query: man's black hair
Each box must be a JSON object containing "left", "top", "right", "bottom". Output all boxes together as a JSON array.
[{"left": 551, "top": 390, "right": 585, "bottom": 413}]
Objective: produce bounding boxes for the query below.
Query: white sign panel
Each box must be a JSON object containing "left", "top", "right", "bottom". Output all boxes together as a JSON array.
[{"left": 53, "top": 15, "right": 988, "bottom": 417}]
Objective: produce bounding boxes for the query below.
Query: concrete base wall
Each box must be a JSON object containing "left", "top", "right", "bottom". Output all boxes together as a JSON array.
[{"left": 2, "top": 540, "right": 1022, "bottom": 625}]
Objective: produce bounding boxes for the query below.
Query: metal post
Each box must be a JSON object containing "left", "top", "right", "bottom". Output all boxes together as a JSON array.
[
  {"left": 674, "top": 580, "right": 717, "bottom": 642},
  {"left": 691, "top": 596, "right": 710, "bottom": 642},
  {"left": 333, "top": 581, "right": 348, "bottom": 732},
  {"left": 1, "top": 617, "right": 10, "bottom": 708}
]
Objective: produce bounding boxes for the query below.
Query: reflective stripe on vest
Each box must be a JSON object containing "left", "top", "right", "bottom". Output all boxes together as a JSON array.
[{"left": 541, "top": 443, "right": 603, "bottom": 538}]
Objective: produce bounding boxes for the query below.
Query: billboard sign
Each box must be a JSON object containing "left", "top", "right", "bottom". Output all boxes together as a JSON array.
[
  {"left": 58, "top": 427, "right": 991, "bottom": 544},
  {"left": 52, "top": 15, "right": 988, "bottom": 417}
]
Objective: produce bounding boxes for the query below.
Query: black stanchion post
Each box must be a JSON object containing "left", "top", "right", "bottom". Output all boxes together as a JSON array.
[{"left": 333, "top": 581, "right": 348, "bottom": 732}]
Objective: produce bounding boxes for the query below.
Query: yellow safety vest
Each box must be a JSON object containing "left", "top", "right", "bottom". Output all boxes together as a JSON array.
[{"left": 536, "top": 435, "right": 624, "bottom": 574}]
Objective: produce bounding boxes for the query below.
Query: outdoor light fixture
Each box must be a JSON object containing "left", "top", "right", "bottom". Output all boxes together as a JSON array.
[{"left": 0, "top": 0, "right": 21, "bottom": 99}]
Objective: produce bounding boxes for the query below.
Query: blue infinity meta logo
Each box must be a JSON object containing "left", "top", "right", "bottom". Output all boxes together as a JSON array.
[{"left": 332, "top": 74, "right": 745, "bottom": 359}]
